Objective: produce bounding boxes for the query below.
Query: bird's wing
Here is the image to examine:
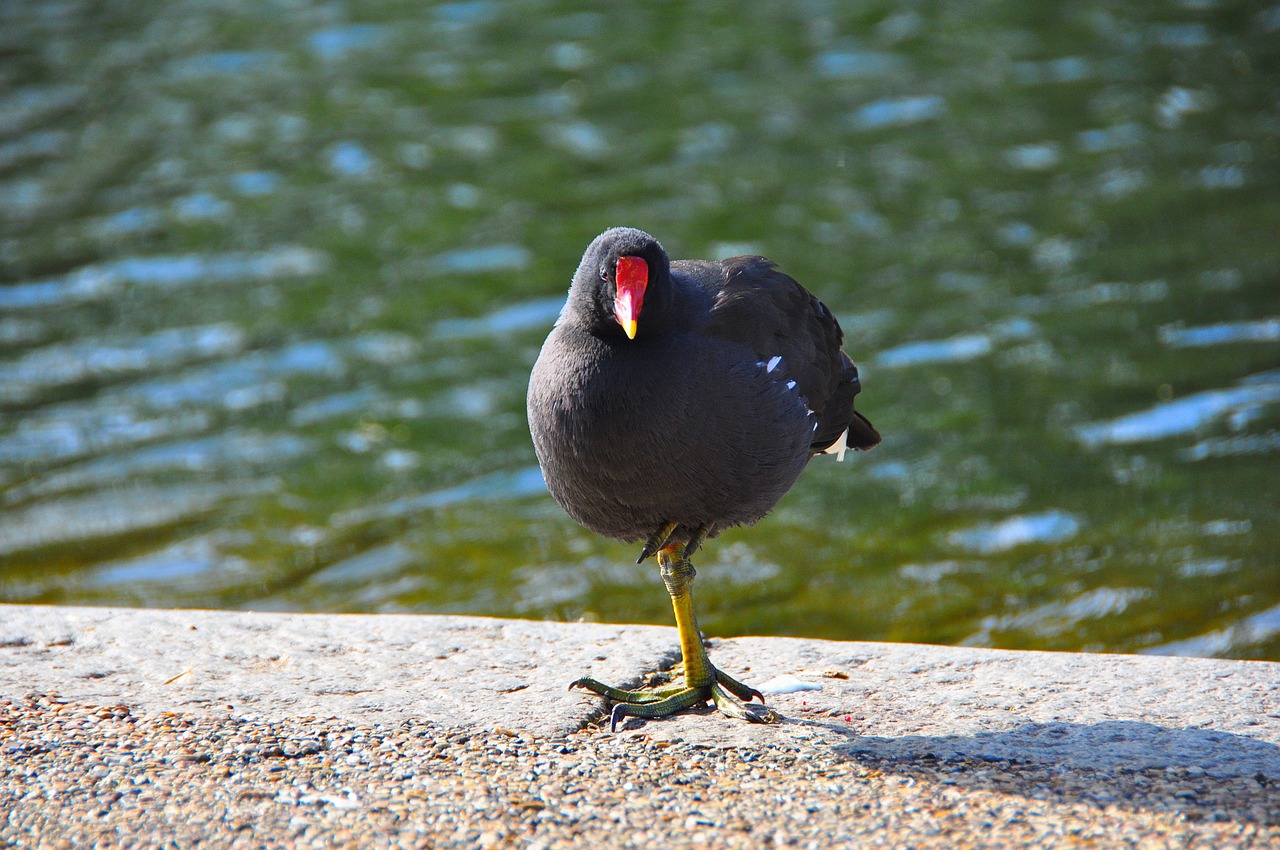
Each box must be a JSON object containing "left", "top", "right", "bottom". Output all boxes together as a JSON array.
[{"left": 699, "top": 255, "right": 879, "bottom": 453}]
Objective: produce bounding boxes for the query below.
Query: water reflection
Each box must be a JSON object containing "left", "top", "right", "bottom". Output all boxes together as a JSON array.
[
  {"left": 0, "top": 0, "right": 1277, "bottom": 662},
  {"left": 948, "top": 512, "right": 1083, "bottom": 556},
  {"left": 0, "top": 248, "right": 326, "bottom": 310},
  {"left": 1160, "top": 318, "right": 1280, "bottom": 348},
  {"left": 1077, "top": 372, "right": 1280, "bottom": 446}
]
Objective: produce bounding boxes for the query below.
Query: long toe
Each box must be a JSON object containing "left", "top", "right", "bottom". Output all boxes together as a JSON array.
[
  {"left": 570, "top": 663, "right": 776, "bottom": 730},
  {"left": 710, "top": 682, "right": 778, "bottom": 724}
]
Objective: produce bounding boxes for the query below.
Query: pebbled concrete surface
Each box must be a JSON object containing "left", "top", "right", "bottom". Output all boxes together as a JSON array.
[
  {"left": 0, "top": 605, "right": 674, "bottom": 737},
  {"left": 2, "top": 605, "right": 1278, "bottom": 847},
  {"left": 650, "top": 636, "right": 1280, "bottom": 779},
  {"left": 3, "top": 605, "right": 1276, "bottom": 778}
]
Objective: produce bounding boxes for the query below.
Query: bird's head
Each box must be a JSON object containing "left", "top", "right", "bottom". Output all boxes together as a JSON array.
[{"left": 569, "top": 227, "right": 671, "bottom": 341}]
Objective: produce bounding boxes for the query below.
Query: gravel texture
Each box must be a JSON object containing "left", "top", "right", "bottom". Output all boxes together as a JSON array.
[
  {"left": 2, "top": 605, "right": 1279, "bottom": 846},
  {"left": 4, "top": 694, "right": 1278, "bottom": 848}
]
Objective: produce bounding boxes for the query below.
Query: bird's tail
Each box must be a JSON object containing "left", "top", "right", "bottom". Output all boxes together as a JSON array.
[
  {"left": 813, "top": 352, "right": 881, "bottom": 456},
  {"left": 845, "top": 410, "right": 881, "bottom": 450}
]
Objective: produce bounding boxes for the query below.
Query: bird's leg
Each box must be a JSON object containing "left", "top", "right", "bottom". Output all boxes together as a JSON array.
[
  {"left": 660, "top": 544, "right": 714, "bottom": 689},
  {"left": 682, "top": 523, "right": 713, "bottom": 560},
  {"left": 660, "top": 546, "right": 777, "bottom": 724},
  {"left": 570, "top": 539, "right": 778, "bottom": 731},
  {"left": 636, "top": 521, "right": 679, "bottom": 563}
]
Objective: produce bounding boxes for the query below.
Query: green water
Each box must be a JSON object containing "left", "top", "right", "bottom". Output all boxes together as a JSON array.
[{"left": 1, "top": 0, "right": 1277, "bottom": 661}]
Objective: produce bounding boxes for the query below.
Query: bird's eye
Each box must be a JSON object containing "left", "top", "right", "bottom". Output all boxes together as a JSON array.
[{"left": 600, "top": 268, "right": 609, "bottom": 281}]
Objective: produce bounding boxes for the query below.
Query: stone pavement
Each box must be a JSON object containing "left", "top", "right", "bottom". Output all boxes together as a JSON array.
[{"left": 2, "top": 605, "right": 1277, "bottom": 846}]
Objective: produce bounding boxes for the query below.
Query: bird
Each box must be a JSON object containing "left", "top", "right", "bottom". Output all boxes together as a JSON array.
[{"left": 527, "top": 226, "right": 880, "bottom": 730}]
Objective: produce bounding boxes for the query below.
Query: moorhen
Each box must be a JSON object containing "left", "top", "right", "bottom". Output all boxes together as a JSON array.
[{"left": 527, "top": 227, "right": 880, "bottom": 729}]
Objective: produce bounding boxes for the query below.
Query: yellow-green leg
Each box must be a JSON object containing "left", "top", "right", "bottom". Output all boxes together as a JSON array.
[{"left": 570, "top": 542, "right": 778, "bottom": 731}]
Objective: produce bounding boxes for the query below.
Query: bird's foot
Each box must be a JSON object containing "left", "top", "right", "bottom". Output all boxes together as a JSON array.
[{"left": 570, "top": 666, "right": 777, "bottom": 731}]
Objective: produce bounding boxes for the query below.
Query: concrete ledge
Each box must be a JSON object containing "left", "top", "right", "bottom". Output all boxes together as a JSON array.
[
  {"left": 3, "top": 605, "right": 1276, "bottom": 777},
  {"left": 3, "top": 605, "right": 1278, "bottom": 845},
  {"left": 1, "top": 605, "right": 673, "bottom": 737}
]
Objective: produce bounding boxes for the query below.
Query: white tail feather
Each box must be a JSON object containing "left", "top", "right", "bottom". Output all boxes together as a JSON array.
[{"left": 822, "top": 428, "right": 849, "bottom": 462}]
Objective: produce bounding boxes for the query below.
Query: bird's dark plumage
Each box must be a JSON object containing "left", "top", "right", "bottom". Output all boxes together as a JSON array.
[{"left": 527, "top": 227, "right": 880, "bottom": 547}]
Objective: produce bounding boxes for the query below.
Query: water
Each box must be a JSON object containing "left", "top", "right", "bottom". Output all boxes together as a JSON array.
[{"left": 1, "top": 0, "right": 1277, "bottom": 662}]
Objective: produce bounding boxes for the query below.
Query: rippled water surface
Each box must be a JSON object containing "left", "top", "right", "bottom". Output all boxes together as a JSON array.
[{"left": 2, "top": 0, "right": 1278, "bottom": 660}]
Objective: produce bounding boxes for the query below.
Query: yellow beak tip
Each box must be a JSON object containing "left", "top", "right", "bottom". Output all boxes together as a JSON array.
[{"left": 623, "top": 319, "right": 637, "bottom": 340}]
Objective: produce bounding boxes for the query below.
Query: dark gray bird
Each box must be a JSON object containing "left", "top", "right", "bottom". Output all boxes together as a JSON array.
[{"left": 527, "top": 227, "right": 880, "bottom": 729}]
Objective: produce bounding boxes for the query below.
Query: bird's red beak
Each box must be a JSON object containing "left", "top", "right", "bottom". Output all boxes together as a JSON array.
[{"left": 613, "top": 256, "right": 648, "bottom": 340}]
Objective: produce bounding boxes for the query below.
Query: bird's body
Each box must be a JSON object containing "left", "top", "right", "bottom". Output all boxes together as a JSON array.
[
  {"left": 527, "top": 227, "right": 879, "bottom": 729},
  {"left": 529, "top": 230, "right": 879, "bottom": 547}
]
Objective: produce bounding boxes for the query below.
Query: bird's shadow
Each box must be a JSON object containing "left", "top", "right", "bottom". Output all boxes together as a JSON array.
[{"left": 786, "top": 714, "right": 1280, "bottom": 825}]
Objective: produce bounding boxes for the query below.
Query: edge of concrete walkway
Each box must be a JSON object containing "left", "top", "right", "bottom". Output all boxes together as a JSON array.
[{"left": 3, "top": 604, "right": 1277, "bottom": 780}]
